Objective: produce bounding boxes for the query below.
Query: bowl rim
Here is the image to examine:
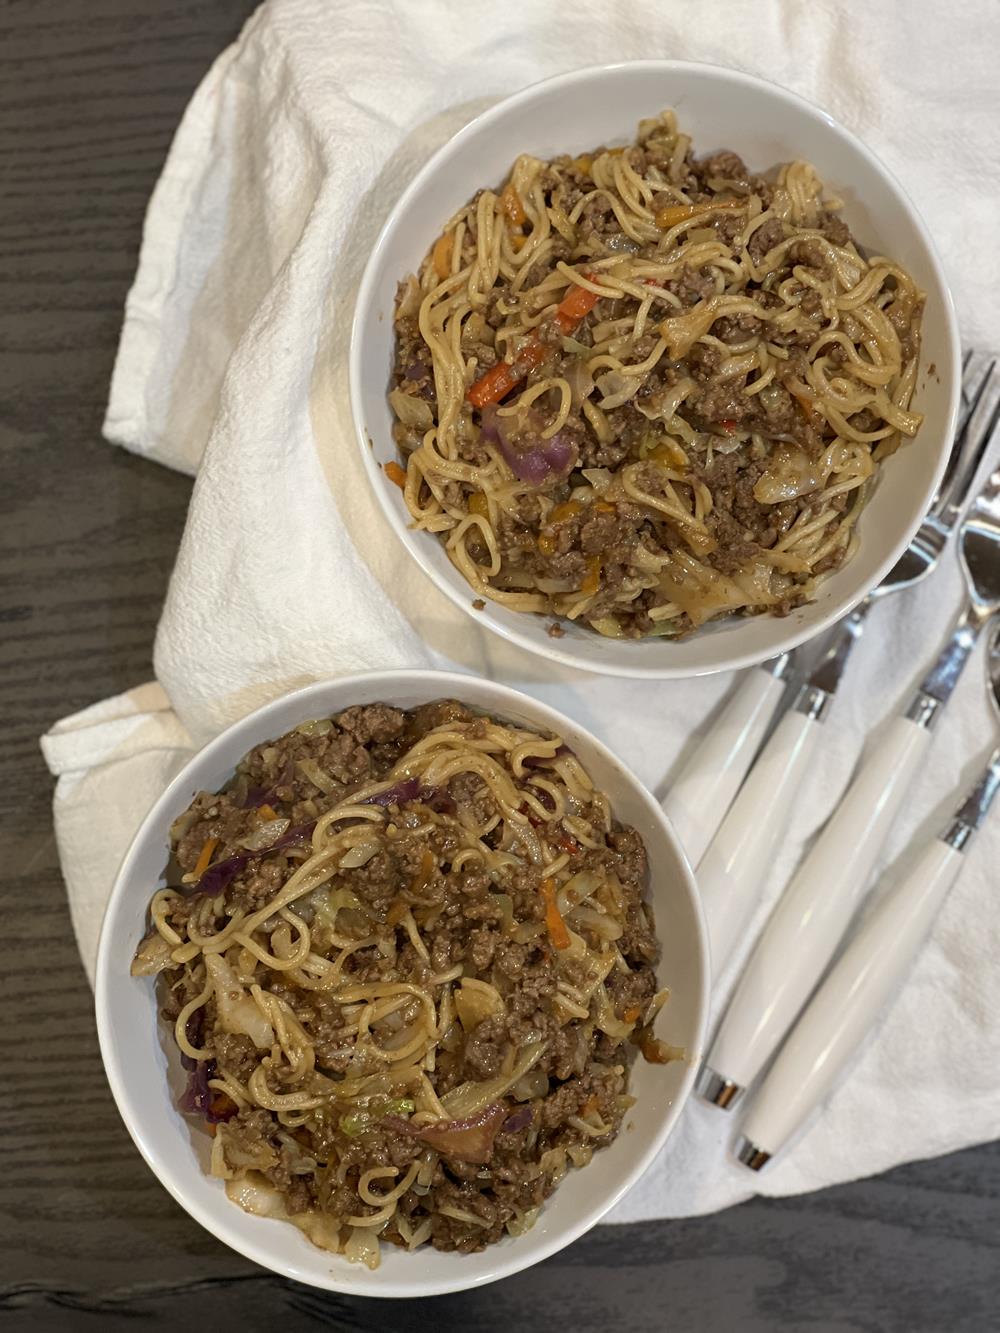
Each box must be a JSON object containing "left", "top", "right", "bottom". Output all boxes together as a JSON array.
[
  {"left": 349, "top": 57, "right": 961, "bottom": 680},
  {"left": 95, "top": 667, "right": 711, "bottom": 1298}
]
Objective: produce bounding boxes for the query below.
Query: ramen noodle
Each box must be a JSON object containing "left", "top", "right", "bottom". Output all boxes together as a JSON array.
[
  {"left": 132, "top": 700, "right": 672, "bottom": 1266},
  {"left": 388, "top": 111, "right": 924, "bottom": 638}
]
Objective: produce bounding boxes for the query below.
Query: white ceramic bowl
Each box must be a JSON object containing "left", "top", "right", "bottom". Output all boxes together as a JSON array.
[
  {"left": 96, "top": 670, "right": 709, "bottom": 1297},
  {"left": 351, "top": 61, "right": 959, "bottom": 679}
]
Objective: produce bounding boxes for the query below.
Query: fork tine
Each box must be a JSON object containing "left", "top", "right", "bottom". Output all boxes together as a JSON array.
[
  {"left": 932, "top": 362, "right": 999, "bottom": 523},
  {"left": 975, "top": 391, "right": 1000, "bottom": 464},
  {"left": 956, "top": 370, "right": 1000, "bottom": 511},
  {"left": 934, "top": 359, "right": 996, "bottom": 503},
  {"left": 958, "top": 355, "right": 996, "bottom": 438}
]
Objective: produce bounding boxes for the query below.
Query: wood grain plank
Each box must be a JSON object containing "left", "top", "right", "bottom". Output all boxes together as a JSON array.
[{"left": 0, "top": 2, "right": 997, "bottom": 1329}]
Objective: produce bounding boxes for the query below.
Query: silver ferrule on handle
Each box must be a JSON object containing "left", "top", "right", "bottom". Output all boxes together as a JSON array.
[
  {"left": 911, "top": 603, "right": 985, "bottom": 725},
  {"left": 941, "top": 745, "right": 1000, "bottom": 850},
  {"left": 794, "top": 599, "right": 873, "bottom": 721},
  {"left": 904, "top": 692, "right": 943, "bottom": 729},
  {"left": 930, "top": 360, "right": 1000, "bottom": 531},
  {"left": 760, "top": 651, "right": 793, "bottom": 682},
  {"left": 793, "top": 683, "right": 832, "bottom": 723}
]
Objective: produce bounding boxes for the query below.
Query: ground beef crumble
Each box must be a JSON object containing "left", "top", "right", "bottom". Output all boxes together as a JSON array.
[
  {"left": 139, "top": 702, "right": 665, "bottom": 1259},
  {"left": 388, "top": 111, "right": 921, "bottom": 641}
]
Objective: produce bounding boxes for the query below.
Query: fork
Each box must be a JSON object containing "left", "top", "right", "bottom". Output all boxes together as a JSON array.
[
  {"left": 690, "top": 356, "right": 997, "bottom": 969},
  {"left": 735, "top": 623, "right": 1000, "bottom": 1169},
  {"left": 701, "top": 390, "right": 1000, "bottom": 1110},
  {"left": 664, "top": 353, "right": 996, "bottom": 868}
]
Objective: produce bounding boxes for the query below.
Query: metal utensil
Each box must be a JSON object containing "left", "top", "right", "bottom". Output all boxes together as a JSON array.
[
  {"left": 694, "top": 356, "right": 998, "bottom": 972},
  {"left": 665, "top": 354, "right": 994, "bottom": 871},
  {"left": 735, "top": 623, "right": 1000, "bottom": 1169},
  {"left": 700, "top": 380, "right": 1000, "bottom": 1109}
]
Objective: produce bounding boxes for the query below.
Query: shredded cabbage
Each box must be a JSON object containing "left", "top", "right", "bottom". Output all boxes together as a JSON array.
[
  {"left": 440, "top": 1038, "right": 546, "bottom": 1119},
  {"left": 388, "top": 387, "right": 434, "bottom": 430},
  {"left": 204, "top": 954, "right": 274, "bottom": 1049}
]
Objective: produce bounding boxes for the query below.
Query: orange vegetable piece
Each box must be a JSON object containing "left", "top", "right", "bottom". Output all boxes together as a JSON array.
[
  {"left": 640, "top": 1034, "right": 675, "bottom": 1064},
  {"left": 256, "top": 804, "right": 279, "bottom": 822},
  {"left": 500, "top": 182, "right": 526, "bottom": 227},
  {"left": 655, "top": 197, "right": 745, "bottom": 230},
  {"left": 467, "top": 339, "right": 547, "bottom": 408},
  {"left": 581, "top": 555, "right": 602, "bottom": 597},
  {"left": 432, "top": 232, "right": 454, "bottom": 280},
  {"left": 623, "top": 1005, "right": 643, "bottom": 1025},
  {"left": 540, "top": 877, "right": 570, "bottom": 951},
  {"left": 548, "top": 500, "right": 582, "bottom": 524},
  {"left": 384, "top": 460, "right": 408, "bottom": 489},
  {"left": 468, "top": 491, "right": 489, "bottom": 519},
  {"left": 554, "top": 275, "right": 601, "bottom": 333},
  {"left": 192, "top": 837, "right": 218, "bottom": 879},
  {"left": 538, "top": 500, "right": 582, "bottom": 557},
  {"left": 208, "top": 1091, "right": 236, "bottom": 1120},
  {"left": 409, "top": 847, "right": 436, "bottom": 894}
]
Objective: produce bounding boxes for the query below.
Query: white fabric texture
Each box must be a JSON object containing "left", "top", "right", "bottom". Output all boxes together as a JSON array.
[{"left": 42, "top": 0, "right": 1000, "bottom": 1221}]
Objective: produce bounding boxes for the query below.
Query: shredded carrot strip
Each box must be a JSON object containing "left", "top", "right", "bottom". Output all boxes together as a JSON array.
[
  {"left": 467, "top": 340, "right": 547, "bottom": 408},
  {"left": 623, "top": 1005, "right": 643, "bottom": 1025},
  {"left": 467, "top": 271, "right": 597, "bottom": 407},
  {"left": 540, "top": 877, "right": 570, "bottom": 951},
  {"left": 256, "top": 804, "right": 279, "bottom": 822},
  {"left": 655, "top": 197, "right": 745, "bottom": 230},
  {"left": 193, "top": 837, "right": 218, "bottom": 879},
  {"left": 432, "top": 232, "right": 453, "bottom": 280},
  {"left": 384, "top": 460, "right": 408, "bottom": 489},
  {"left": 554, "top": 275, "right": 601, "bottom": 333},
  {"left": 581, "top": 555, "right": 603, "bottom": 597},
  {"left": 409, "top": 847, "right": 435, "bottom": 895},
  {"left": 549, "top": 500, "right": 583, "bottom": 524},
  {"left": 501, "top": 182, "right": 526, "bottom": 228},
  {"left": 538, "top": 500, "right": 583, "bottom": 556},
  {"left": 594, "top": 500, "right": 617, "bottom": 514}
]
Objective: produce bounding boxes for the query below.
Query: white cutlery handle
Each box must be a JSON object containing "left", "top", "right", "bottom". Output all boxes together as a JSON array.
[
  {"left": 738, "top": 838, "right": 962, "bottom": 1164},
  {"left": 664, "top": 661, "right": 789, "bottom": 866},
  {"left": 704, "top": 713, "right": 933, "bottom": 1102},
  {"left": 699, "top": 705, "right": 824, "bottom": 973}
]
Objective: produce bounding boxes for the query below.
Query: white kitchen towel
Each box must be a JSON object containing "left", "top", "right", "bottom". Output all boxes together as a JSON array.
[{"left": 42, "top": 0, "right": 1000, "bottom": 1221}]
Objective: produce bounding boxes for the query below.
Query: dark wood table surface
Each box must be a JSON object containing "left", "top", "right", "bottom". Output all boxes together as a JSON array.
[{"left": 2, "top": 3, "right": 997, "bottom": 1329}]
